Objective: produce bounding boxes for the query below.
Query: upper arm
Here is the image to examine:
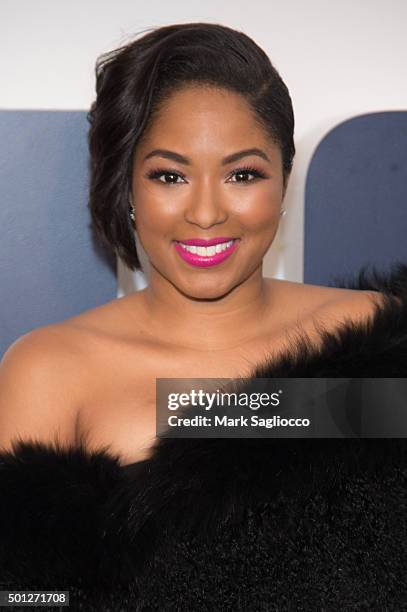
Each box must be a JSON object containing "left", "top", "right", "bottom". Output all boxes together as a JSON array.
[{"left": 0, "top": 328, "right": 82, "bottom": 454}]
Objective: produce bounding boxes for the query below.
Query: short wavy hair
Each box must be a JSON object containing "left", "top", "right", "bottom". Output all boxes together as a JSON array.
[{"left": 87, "top": 22, "right": 296, "bottom": 271}]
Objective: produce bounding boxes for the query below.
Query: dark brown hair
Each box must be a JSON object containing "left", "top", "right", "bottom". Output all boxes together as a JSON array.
[{"left": 87, "top": 22, "right": 295, "bottom": 270}]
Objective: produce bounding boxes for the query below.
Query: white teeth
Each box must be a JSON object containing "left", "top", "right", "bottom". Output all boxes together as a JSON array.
[{"left": 178, "top": 240, "right": 235, "bottom": 256}]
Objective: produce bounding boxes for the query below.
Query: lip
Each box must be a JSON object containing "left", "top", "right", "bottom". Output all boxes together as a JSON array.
[
  {"left": 175, "top": 237, "right": 236, "bottom": 247},
  {"left": 174, "top": 238, "right": 240, "bottom": 268}
]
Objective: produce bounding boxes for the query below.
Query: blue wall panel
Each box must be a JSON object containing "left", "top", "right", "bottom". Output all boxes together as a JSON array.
[
  {"left": 304, "top": 112, "right": 407, "bottom": 286},
  {"left": 0, "top": 110, "right": 117, "bottom": 357}
]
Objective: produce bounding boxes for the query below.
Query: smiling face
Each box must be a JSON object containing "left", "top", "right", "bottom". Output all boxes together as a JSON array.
[{"left": 131, "top": 85, "right": 287, "bottom": 300}]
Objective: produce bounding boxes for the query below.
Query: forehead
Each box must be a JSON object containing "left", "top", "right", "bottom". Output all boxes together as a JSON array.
[{"left": 137, "top": 86, "right": 275, "bottom": 154}]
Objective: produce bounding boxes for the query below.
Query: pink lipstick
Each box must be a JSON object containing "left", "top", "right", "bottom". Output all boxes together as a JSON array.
[{"left": 173, "top": 237, "right": 240, "bottom": 268}]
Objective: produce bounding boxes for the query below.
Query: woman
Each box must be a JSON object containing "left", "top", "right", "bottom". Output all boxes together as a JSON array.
[{"left": 0, "top": 22, "right": 407, "bottom": 610}]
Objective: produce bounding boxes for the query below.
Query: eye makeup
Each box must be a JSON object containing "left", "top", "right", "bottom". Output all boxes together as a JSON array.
[{"left": 144, "top": 165, "right": 269, "bottom": 185}]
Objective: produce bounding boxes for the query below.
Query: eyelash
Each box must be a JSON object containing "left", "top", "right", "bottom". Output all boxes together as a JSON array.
[{"left": 145, "top": 165, "right": 268, "bottom": 185}]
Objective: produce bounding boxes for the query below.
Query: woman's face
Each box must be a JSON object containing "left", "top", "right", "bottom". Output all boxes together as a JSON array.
[{"left": 131, "top": 85, "right": 287, "bottom": 299}]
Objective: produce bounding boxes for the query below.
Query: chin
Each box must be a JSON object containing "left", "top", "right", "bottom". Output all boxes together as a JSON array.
[{"left": 176, "top": 276, "right": 238, "bottom": 300}]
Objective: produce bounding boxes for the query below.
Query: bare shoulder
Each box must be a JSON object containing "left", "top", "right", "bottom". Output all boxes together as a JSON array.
[
  {"left": 307, "top": 281, "right": 385, "bottom": 322},
  {"left": 267, "top": 276, "right": 385, "bottom": 329},
  {"left": 0, "top": 290, "right": 150, "bottom": 458},
  {"left": 0, "top": 324, "right": 88, "bottom": 453},
  {"left": 270, "top": 275, "right": 382, "bottom": 303},
  {"left": 56, "top": 293, "right": 147, "bottom": 343},
  {"left": 318, "top": 288, "right": 388, "bottom": 339},
  {"left": 0, "top": 324, "right": 85, "bottom": 391}
]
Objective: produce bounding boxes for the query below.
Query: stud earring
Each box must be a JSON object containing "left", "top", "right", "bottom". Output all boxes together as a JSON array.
[
  {"left": 280, "top": 208, "right": 286, "bottom": 217},
  {"left": 128, "top": 193, "right": 135, "bottom": 222}
]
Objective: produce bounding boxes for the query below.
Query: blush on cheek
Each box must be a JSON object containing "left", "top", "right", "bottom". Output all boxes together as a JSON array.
[{"left": 241, "top": 207, "right": 280, "bottom": 232}]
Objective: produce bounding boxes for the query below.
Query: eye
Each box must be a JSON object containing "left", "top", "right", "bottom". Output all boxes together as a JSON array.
[
  {"left": 145, "top": 168, "right": 187, "bottom": 185},
  {"left": 145, "top": 165, "right": 268, "bottom": 185},
  {"left": 228, "top": 166, "right": 268, "bottom": 184}
]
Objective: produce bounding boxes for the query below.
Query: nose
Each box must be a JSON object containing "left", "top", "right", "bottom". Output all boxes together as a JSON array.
[{"left": 184, "top": 182, "right": 228, "bottom": 228}]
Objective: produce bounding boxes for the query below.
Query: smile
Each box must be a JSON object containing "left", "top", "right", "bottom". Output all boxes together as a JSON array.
[{"left": 174, "top": 239, "right": 240, "bottom": 268}]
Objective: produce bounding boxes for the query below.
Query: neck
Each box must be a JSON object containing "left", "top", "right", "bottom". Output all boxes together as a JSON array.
[{"left": 135, "top": 267, "right": 273, "bottom": 351}]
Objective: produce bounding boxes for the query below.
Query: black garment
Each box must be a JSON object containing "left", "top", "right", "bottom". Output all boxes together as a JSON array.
[
  {"left": 122, "top": 460, "right": 143, "bottom": 476},
  {"left": 1, "top": 263, "right": 407, "bottom": 611}
]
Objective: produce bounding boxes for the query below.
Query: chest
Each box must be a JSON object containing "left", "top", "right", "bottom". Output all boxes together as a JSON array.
[{"left": 75, "top": 314, "right": 326, "bottom": 465}]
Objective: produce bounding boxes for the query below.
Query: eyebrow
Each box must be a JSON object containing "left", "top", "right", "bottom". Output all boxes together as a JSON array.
[{"left": 143, "top": 147, "right": 271, "bottom": 165}]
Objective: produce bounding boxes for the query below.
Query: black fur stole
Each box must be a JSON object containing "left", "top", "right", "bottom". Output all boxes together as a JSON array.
[{"left": 1, "top": 262, "right": 407, "bottom": 611}]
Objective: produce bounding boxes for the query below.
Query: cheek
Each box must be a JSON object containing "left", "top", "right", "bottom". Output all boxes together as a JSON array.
[
  {"left": 234, "top": 196, "right": 281, "bottom": 233},
  {"left": 231, "top": 179, "right": 283, "bottom": 226},
  {"left": 134, "top": 196, "right": 178, "bottom": 238},
  {"left": 133, "top": 179, "right": 171, "bottom": 231}
]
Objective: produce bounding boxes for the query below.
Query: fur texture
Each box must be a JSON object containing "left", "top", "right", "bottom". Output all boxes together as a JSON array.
[{"left": 1, "top": 262, "right": 407, "bottom": 611}]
